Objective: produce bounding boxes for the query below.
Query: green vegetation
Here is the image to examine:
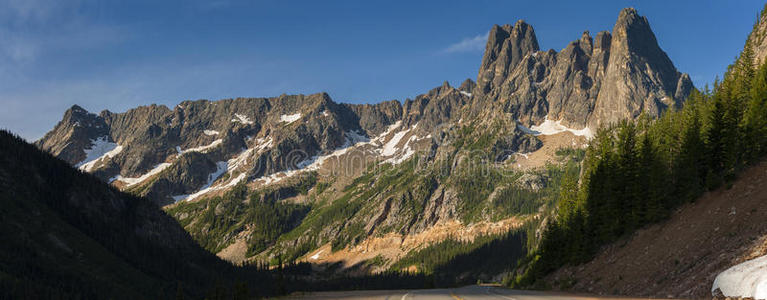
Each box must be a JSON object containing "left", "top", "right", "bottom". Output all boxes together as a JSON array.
[
  {"left": 390, "top": 230, "right": 527, "bottom": 284},
  {"left": 450, "top": 148, "right": 583, "bottom": 223},
  {"left": 245, "top": 193, "right": 312, "bottom": 256},
  {"left": 512, "top": 40, "right": 767, "bottom": 287},
  {"left": 167, "top": 173, "right": 314, "bottom": 256},
  {"left": 275, "top": 162, "right": 427, "bottom": 258},
  {"left": 0, "top": 130, "right": 272, "bottom": 299}
]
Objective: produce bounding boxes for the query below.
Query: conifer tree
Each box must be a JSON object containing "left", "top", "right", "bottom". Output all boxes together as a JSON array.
[{"left": 705, "top": 96, "right": 727, "bottom": 189}]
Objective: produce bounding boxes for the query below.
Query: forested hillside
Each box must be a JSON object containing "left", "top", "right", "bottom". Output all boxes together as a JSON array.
[
  {"left": 511, "top": 5, "right": 767, "bottom": 288},
  {"left": 0, "top": 130, "right": 273, "bottom": 299}
]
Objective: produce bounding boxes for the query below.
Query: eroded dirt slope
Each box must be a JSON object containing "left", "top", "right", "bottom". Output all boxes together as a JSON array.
[{"left": 547, "top": 160, "right": 767, "bottom": 299}]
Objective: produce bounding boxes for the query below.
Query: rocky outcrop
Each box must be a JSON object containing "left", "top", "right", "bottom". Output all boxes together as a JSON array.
[
  {"left": 747, "top": 4, "right": 767, "bottom": 66},
  {"left": 515, "top": 173, "right": 548, "bottom": 191},
  {"left": 35, "top": 105, "right": 110, "bottom": 165},
  {"left": 402, "top": 81, "right": 470, "bottom": 131},
  {"left": 140, "top": 152, "right": 218, "bottom": 205},
  {"left": 341, "top": 100, "right": 403, "bottom": 135},
  {"left": 475, "top": 7, "right": 692, "bottom": 130},
  {"left": 589, "top": 8, "right": 692, "bottom": 128},
  {"left": 477, "top": 20, "right": 540, "bottom": 95}
]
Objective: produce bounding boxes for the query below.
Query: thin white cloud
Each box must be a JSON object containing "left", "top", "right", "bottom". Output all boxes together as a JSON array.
[
  {"left": 443, "top": 32, "right": 488, "bottom": 54},
  {"left": 0, "top": 0, "right": 65, "bottom": 23},
  {"left": 197, "top": 0, "right": 232, "bottom": 10},
  {"left": 0, "top": 0, "right": 128, "bottom": 65}
]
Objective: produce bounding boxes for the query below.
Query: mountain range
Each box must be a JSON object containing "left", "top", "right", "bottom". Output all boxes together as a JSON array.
[{"left": 34, "top": 7, "right": 693, "bottom": 278}]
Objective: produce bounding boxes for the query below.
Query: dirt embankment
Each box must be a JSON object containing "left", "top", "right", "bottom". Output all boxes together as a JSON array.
[
  {"left": 547, "top": 161, "right": 767, "bottom": 299},
  {"left": 512, "top": 132, "right": 588, "bottom": 170},
  {"left": 301, "top": 217, "right": 527, "bottom": 274}
]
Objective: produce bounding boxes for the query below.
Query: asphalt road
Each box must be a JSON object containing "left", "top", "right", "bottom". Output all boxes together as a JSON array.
[{"left": 282, "top": 285, "right": 674, "bottom": 299}]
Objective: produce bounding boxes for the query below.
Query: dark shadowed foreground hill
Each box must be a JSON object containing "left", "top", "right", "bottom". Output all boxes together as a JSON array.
[{"left": 0, "top": 130, "right": 271, "bottom": 299}]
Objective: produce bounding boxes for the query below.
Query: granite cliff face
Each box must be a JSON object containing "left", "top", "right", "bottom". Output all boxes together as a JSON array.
[
  {"left": 747, "top": 5, "right": 767, "bottom": 67},
  {"left": 474, "top": 8, "right": 692, "bottom": 130},
  {"left": 35, "top": 105, "right": 111, "bottom": 166},
  {"left": 589, "top": 8, "right": 692, "bottom": 128}
]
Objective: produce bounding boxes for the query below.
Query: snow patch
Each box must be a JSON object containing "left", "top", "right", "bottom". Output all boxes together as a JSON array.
[
  {"left": 460, "top": 91, "right": 472, "bottom": 97},
  {"left": 75, "top": 136, "right": 123, "bottom": 172},
  {"left": 115, "top": 163, "right": 172, "bottom": 187},
  {"left": 259, "top": 170, "right": 299, "bottom": 186},
  {"left": 321, "top": 110, "right": 330, "bottom": 117},
  {"left": 310, "top": 250, "right": 324, "bottom": 260},
  {"left": 712, "top": 255, "right": 767, "bottom": 299},
  {"left": 179, "top": 136, "right": 276, "bottom": 200},
  {"left": 280, "top": 113, "right": 302, "bottom": 123},
  {"left": 370, "top": 121, "right": 402, "bottom": 146},
  {"left": 171, "top": 194, "right": 190, "bottom": 202},
  {"left": 232, "top": 113, "right": 254, "bottom": 125},
  {"left": 226, "top": 137, "right": 272, "bottom": 174},
  {"left": 173, "top": 161, "right": 228, "bottom": 202},
  {"left": 253, "top": 131, "right": 372, "bottom": 186},
  {"left": 345, "top": 130, "right": 370, "bottom": 144},
  {"left": 204, "top": 129, "right": 219, "bottom": 136},
  {"left": 178, "top": 139, "right": 223, "bottom": 154},
  {"left": 384, "top": 135, "right": 417, "bottom": 164},
  {"left": 184, "top": 172, "right": 247, "bottom": 202},
  {"left": 381, "top": 127, "right": 410, "bottom": 156},
  {"left": 520, "top": 118, "right": 594, "bottom": 139}
]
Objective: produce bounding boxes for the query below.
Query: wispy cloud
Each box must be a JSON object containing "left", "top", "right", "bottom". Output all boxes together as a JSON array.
[
  {"left": 0, "top": 0, "right": 129, "bottom": 65},
  {"left": 0, "top": 0, "right": 137, "bottom": 140},
  {"left": 442, "top": 32, "right": 488, "bottom": 54},
  {"left": 197, "top": 0, "right": 232, "bottom": 11},
  {"left": 0, "top": 0, "right": 66, "bottom": 23}
]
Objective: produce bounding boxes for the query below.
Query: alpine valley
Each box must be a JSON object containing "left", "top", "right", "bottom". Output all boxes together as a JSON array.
[{"left": 14, "top": 4, "right": 767, "bottom": 300}]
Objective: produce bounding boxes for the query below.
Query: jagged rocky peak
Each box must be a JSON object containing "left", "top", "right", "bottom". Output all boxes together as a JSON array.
[
  {"left": 477, "top": 20, "right": 540, "bottom": 95},
  {"left": 458, "top": 78, "right": 476, "bottom": 93},
  {"left": 589, "top": 7, "right": 692, "bottom": 128},
  {"left": 475, "top": 7, "right": 692, "bottom": 130},
  {"left": 594, "top": 30, "right": 612, "bottom": 50},
  {"left": 740, "top": 4, "right": 767, "bottom": 66},
  {"left": 35, "top": 104, "right": 110, "bottom": 165},
  {"left": 35, "top": 92, "right": 410, "bottom": 206},
  {"left": 402, "top": 81, "right": 471, "bottom": 130},
  {"left": 341, "top": 99, "right": 402, "bottom": 136}
]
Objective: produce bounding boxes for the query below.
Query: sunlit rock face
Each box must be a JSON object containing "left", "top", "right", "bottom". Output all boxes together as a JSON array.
[{"left": 474, "top": 7, "right": 692, "bottom": 131}]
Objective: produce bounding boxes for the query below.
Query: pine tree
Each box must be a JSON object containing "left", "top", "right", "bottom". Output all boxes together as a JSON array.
[
  {"left": 675, "top": 92, "right": 706, "bottom": 203},
  {"left": 583, "top": 128, "right": 616, "bottom": 244},
  {"left": 556, "top": 169, "right": 580, "bottom": 222},
  {"left": 639, "top": 133, "right": 659, "bottom": 224},
  {"left": 705, "top": 96, "right": 727, "bottom": 189},
  {"left": 615, "top": 121, "right": 640, "bottom": 232}
]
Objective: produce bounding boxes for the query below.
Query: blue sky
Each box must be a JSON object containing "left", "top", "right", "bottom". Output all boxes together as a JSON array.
[{"left": 1, "top": 0, "right": 764, "bottom": 140}]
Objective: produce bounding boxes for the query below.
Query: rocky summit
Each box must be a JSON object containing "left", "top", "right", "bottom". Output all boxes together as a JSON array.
[
  {"left": 35, "top": 7, "right": 692, "bottom": 271},
  {"left": 475, "top": 8, "right": 691, "bottom": 130}
]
